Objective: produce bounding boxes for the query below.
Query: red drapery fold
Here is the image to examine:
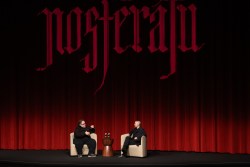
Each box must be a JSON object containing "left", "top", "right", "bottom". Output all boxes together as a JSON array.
[{"left": 0, "top": 71, "right": 249, "bottom": 153}]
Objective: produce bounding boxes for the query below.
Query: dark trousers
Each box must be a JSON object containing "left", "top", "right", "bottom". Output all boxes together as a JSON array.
[
  {"left": 74, "top": 137, "right": 96, "bottom": 155},
  {"left": 122, "top": 136, "right": 138, "bottom": 153}
]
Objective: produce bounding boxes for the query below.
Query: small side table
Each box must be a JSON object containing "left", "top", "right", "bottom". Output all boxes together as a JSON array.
[{"left": 102, "top": 136, "right": 114, "bottom": 157}]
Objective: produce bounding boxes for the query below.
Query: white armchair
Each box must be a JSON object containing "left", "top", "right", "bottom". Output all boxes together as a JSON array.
[
  {"left": 121, "top": 133, "right": 147, "bottom": 157},
  {"left": 70, "top": 132, "right": 97, "bottom": 156}
]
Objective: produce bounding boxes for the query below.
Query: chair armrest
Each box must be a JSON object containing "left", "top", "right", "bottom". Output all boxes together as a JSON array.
[
  {"left": 141, "top": 136, "right": 146, "bottom": 148},
  {"left": 90, "top": 133, "right": 97, "bottom": 141},
  {"left": 121, "top": 133, "right": 129, "bottom": 138},
  {"left": 121, "top": 133, "right": 129, "bottom": 148},
  {"left": 70, "top": 132, "right": 74, "bottom": 146}
]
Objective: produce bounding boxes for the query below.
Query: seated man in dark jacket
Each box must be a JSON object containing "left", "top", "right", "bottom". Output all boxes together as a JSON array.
[
  {"left": 74, "top": 120, "right": 96, "bottom": 158},
  {"left": 121, "top": 121, "right": 147, "bottom": 157}
]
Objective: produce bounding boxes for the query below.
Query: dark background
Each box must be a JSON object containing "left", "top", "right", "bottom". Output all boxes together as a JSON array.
[{"left": 0, "top": 0, "right": 249, "bottom": 153}]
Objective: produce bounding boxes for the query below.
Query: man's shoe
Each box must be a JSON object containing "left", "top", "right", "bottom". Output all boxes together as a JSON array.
[
  {"left": 88, "top": 154, "right": 96, "bottom": 157},
  {"left": 77, "top": 155, "right": 82, "bottom": 158},
  {"left": 122, "top": 150, "right": 127, "bottom": 157},
  {"left": 118, "top": 151, "right": 128, "bottom": 158}
]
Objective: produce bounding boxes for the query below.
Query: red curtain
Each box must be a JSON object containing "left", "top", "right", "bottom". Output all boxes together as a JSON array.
[{"left": 0, "top": 67, "right": 249, "bottom": 153}]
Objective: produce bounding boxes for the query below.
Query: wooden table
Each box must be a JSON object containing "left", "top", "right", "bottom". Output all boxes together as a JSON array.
[{"left": 102, "top": 136, "right": 114, "bottom": 157}]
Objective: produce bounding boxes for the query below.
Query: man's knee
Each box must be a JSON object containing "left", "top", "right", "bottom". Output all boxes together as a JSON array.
[
  {"left": 125, "top": 136, "right": 130, "bottom": 141},
  {"left": 88, "top": 138, "right": 96, "bottom": 146},
  {"left": 125, "top": 136, "right": 132, "bottom": 142},
  {"left": 91, "top": 138, "right": 96, "bottom": 143}
]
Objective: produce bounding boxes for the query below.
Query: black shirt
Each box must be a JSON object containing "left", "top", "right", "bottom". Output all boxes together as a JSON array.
[
  {"left": 129, "top": 127, "right": 147, "bottom": 142},
  {"left": 74, "top": 125, "right": 95, "bottom": 139}
]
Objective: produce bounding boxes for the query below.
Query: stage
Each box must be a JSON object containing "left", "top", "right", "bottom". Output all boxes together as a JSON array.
[{"left": 0, "top": 150, "right": 250, "bottom": 167}]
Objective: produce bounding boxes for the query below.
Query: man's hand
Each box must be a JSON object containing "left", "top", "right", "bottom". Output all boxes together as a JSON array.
[
  {"left": 85, "top": 131, "right": 90, "bottom": 135},
  {"left": 134, "top": 137, "right": 138, "bottom": 140},
  {"left": 90, "top": 125, "right": 94, "bottom": 128}
]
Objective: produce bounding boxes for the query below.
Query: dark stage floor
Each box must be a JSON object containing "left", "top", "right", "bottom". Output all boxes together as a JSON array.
[{"left": 0, "top": 150, "right": 250, "bottom": 167}]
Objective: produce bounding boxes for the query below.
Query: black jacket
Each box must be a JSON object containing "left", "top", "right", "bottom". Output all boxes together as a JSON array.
[
  {"left": 74, "top": 125, "right": 95, "bottom": 140},
  {"left": 129, "top": 127, "right": 147, "bottom": 144}
]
